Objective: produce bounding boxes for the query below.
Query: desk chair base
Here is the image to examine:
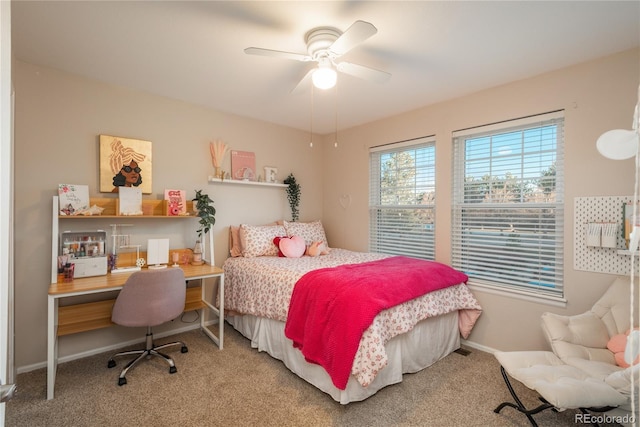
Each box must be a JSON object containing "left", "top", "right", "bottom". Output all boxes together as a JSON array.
[{"left": 107, "top": 326, "right": 188, "bottom": 386}]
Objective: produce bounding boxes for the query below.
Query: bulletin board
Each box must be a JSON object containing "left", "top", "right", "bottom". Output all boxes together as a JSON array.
[{"left": 574, "top": 195, "right": 637, "bottom": 275}]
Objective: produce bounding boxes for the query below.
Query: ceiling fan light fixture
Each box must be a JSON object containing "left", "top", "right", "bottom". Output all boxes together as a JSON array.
[{"left": 312, "top": 66, "right": 337, "bottom": 90}]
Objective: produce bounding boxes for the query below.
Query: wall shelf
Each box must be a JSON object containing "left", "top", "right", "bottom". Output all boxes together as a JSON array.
[
  {"left": 207, "top": 176, "right": 287, "bottom": 188},
  {"left": 52, "top": 196, "right": 214, "bottom": 283},
  {"left": 58, "top": 197, "right": 195, "bottom": 219}
]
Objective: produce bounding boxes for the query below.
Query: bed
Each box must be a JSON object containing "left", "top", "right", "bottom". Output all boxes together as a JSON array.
[{"left": 223, "top": 222, "right": 483, "bottom": 404}]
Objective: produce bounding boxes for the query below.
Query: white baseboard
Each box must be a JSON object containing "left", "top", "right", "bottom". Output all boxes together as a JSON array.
[
  {"left": 18, "top": 320, "right": 219, "bottom": 374},
  {"left": 460, "top": 339, "right": 499, "bottom": 355}
]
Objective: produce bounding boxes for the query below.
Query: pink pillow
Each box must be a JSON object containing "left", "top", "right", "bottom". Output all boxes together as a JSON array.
[
  {"left": 277, "top": 236, "right": 305, "bottom": 258},
  {"left": 229, "top": 226, "right": 243, "bottom": 257},
  {"left": 608, "top": 329, "right": 640, "bottom": 368}
]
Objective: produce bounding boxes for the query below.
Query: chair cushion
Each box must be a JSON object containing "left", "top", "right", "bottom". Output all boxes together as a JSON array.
[
  {"left": 606, "top": 365, "right": 640, "bottom": 396},
  {"left": 541, "top": 312, "right": 614, "bottom": 364},
  {"left": 592, "top": 276, "right": 636, "bottom": 338},
  {"left": 563, "top": 357, "right": 622, "bottom": 382},
  {"left": 540, "top": 276, "right": 638, "bottom": 367},
  {"left": 495, "top": 351, "right": 628, "bottom": 409}
]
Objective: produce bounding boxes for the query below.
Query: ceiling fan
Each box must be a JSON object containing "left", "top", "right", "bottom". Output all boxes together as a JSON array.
[{"left": 244, "top": 20, "right": 391, "bottom": 92}]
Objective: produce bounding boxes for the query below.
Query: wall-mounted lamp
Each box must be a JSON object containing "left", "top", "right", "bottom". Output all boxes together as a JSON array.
[
  {"left": 596, "top": 87, "right": 639, "bottom": 160},
  {"left": 312, "top": 58, "right": 337, "bottom": 90},
  {"left": 596, "top": 128, "right": 638, "bottom": 160}
]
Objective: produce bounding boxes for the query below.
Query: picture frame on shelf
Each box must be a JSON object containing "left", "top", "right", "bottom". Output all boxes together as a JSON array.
[
  {"left": 164, "top": 189, "right": 187, "bottom": 216},
  {"left": 231, "top": 150, "right": 256, "bottom": 181},
  {"left": 264, "top": 166, "right": 278, "bottom": 183},
  {"left": 118, "top": 187, "right": 143, "bottom": 216},
  {"left": 58, "top": 184, "right": 89, "bottom": 215}
]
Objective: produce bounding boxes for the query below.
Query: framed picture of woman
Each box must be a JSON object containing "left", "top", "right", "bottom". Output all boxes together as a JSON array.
[{"left": 99, "top": 135, "right": 152, "bottom": 194}]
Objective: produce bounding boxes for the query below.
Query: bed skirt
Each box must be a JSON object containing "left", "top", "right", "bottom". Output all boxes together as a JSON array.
[{"left": 227, "top": 311, "right": 460, "bottom": 404}]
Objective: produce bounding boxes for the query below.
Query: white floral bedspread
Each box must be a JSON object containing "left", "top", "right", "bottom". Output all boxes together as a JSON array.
[{"left": 223, "top": 249, "right": 482, "bottom": 388}]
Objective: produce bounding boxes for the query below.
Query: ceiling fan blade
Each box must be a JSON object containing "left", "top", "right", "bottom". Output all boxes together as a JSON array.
[
  {"left": 244, "top": 47, "right": 311, "bottom": 62},
  {"left": 329, "top": 20, "right": 377, "bottom": 56},
  {"left": 291, "top": 69, "right": 315, "bottom": 94},
  {"left": 336, "top": 62, "right": 391, "bottom": 84}
]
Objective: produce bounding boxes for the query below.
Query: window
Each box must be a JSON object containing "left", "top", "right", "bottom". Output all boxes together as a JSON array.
[
  {"left": 452, "top": 111, "right": 564, "bottom": 301},
  {"left": 369, "top": 137, "right": 435, "bottom": 260}
]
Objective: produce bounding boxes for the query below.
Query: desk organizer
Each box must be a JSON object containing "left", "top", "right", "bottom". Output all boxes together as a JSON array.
[{"left": 60, "top": 230, "right": 108, "bottom": 278}]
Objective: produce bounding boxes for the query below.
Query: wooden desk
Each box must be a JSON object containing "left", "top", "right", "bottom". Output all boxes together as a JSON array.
[{"left": 47, "top": 263, "right": 224, "bottom": 400}]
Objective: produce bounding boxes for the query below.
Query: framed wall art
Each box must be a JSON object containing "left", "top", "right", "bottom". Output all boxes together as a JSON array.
[
  {"left": 231, "top": 150, "right": 256, "bottom": 181},
  {"left": 99, "top": 135, "right": 152, "bottom": 194}
]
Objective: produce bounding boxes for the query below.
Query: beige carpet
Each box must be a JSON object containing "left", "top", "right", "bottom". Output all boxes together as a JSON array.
[{"left": 6, "top": 323, "right": 621, "bottom": 427}]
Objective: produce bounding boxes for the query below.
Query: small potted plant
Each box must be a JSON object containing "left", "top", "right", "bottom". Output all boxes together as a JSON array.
[
  {"left": 283, "top": 173, "right": 301, "bottom": 222},
  {"left": 192, "top": 190, "right": 216, "bottom": 264}
]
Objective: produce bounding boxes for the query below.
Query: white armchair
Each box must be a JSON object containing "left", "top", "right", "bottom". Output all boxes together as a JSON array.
[
  {"left": 494, "top": 276, "right": 639, "bottom": 426},
  {"left": 540, "top": 276, "right": 638, "bottom": 422},
  {"left": 542, "top": 276, "right": 633, "bottom": 363}
]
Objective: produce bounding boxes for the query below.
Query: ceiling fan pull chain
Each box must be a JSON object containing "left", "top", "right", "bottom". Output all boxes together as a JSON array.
[{"left": 309, "top": 84, "right": 314, "bottom": 148}]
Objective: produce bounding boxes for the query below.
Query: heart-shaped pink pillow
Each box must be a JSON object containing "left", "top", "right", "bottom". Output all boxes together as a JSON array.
[{"left": 278, "top": 235, "right": 305, "bottom": 258}]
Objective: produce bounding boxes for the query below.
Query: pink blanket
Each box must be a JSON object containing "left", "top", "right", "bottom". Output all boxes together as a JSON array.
[{"left": 284, "top": 256, "right": 469, "bottom": 390}]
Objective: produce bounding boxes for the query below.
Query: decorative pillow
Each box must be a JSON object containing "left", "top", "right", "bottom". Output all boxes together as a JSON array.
[
  {"left": 239, "top": 224, "right": 286, "bottom": 258},
  {"left": 273, "top": 237, "right": 285, "bottom": 257},
  {"left": 283, "top": 220, "right": 329, "bottom": 247},
  {"left": 229, "top": 226, "right": 243, "bottom": 257},
  {"left": 230, "top": 221, "right": 284, "bottom": 257},
  {"left": 608, "top": 328, "right": 640, "bottom": 368},
  {"left": 275, "top": 236, "right": 306, "bottom": 258}
]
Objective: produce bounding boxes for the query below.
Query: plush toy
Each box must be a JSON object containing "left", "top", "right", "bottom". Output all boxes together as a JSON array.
[
  {"left": 607, "top": 328, "right": 640, "bottom": 368},
  {"left": 305, "top": 241, "right": 329, "bottom": 257}
]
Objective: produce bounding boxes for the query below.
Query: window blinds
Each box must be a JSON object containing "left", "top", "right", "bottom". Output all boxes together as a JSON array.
[
  {"left": 369, "top": 137, "right": 436, "bottom": 260},
  {"left": 451, "top": 111, "right": 564, "bottom": 299}
]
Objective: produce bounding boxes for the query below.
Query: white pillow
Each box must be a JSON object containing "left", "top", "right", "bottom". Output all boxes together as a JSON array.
[
  {"left": 283, "top": 220, "right": 329, "bottom": 247},
  {"left": 239, "top": 224, "right": 286, "bottom": 258}
]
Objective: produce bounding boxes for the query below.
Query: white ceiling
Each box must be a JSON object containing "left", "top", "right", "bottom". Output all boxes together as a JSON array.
[{"left": 11, "top": 1, "right": 640, "bottom": 135}]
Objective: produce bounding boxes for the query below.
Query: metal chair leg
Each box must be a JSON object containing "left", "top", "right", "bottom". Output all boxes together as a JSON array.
[
  {"left": 107, "top": 327, "right": 188, "bottom": 385},
  {"left": 494, "top": 365, "right": 553, "bottom": 427}
]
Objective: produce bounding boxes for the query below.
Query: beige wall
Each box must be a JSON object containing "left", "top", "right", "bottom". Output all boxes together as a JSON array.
[
  {"left": 13, "top": 60, "right": 324, "bottom": 369},
  {"left": 12, "top": 47, "right": 640, "bottom": 371},
  {"left": 321, "top": 48, "right": 640, "bottom": 351}
]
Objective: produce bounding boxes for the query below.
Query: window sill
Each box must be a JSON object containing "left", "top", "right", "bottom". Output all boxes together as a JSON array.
[{"left": 468, "top": 281, "right": 567, "bottom": 308}]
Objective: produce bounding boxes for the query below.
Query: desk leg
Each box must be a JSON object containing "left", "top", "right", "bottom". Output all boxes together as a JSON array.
[
  {"left": 199, "top": 278, "right": 205, "bottom": 339},
  {"left": 218, "top": 274, "right": 224, "bottom": 350},
  {"left": 47, "top": 295, "right": 58, "bottom": 400},
  {"left": 200, "top": 274, "right": 224, "bottom": 350}
]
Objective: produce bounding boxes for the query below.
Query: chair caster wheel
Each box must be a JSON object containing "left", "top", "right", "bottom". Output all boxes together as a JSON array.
[
  {"left": 118, "top": 377, "right": 127, "bottom": 386},
  {"left": 107, "top": 360, "right": 116, "bottom": 369},
  {"left": 169, "top": 366, "right": 177, "bottom": 374},
  {"left": 181, "top": 346, "right": 188, "bottom": 353}
]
